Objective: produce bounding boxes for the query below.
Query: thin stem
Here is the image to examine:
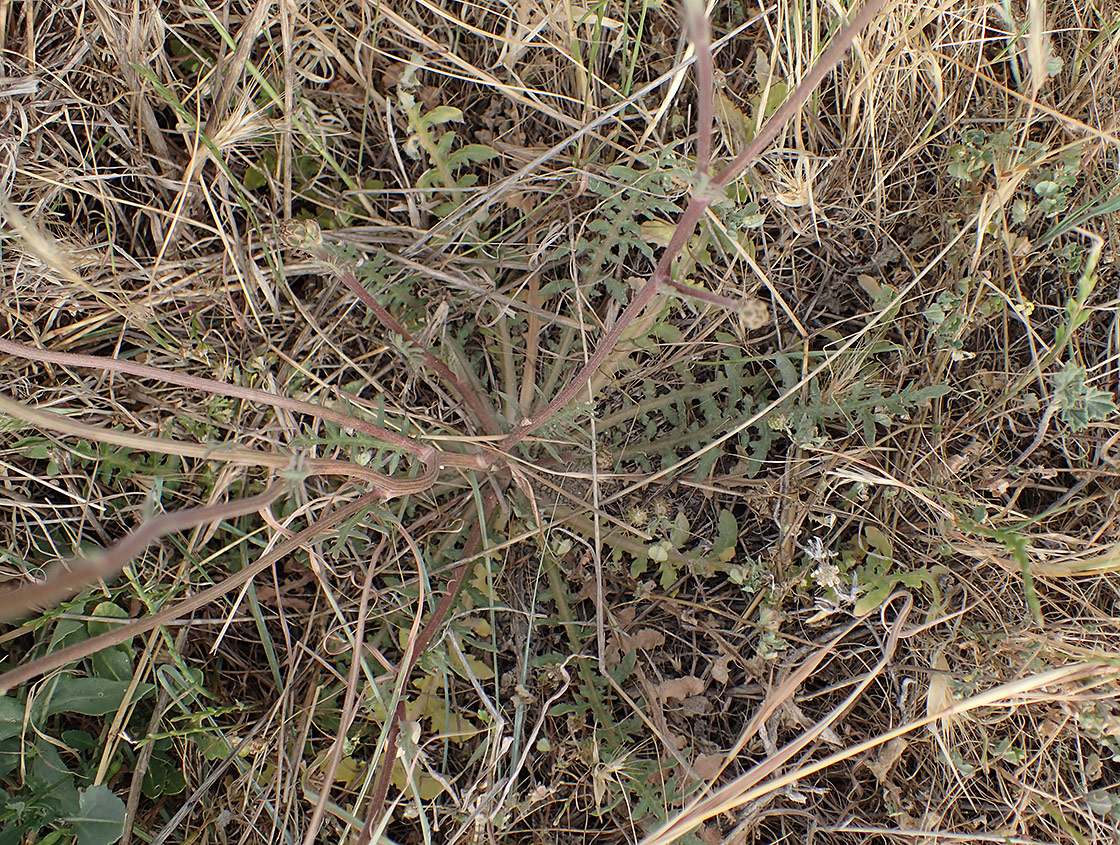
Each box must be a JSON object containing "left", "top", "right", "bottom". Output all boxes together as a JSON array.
[
  {"left": 0, "top": 337, "right": 435, "bottom": 461},
  {"left": 357, "top": 491, "right": 498, "bottom": 845},
  {"left": 499, "top": 196, "right": 712, "bottom": 451},
  {"left": 661, "top": 275, "right": 748, "bottom": 309},
  {"left": 332, "top": 262, "right": 499, "bottom": 432},
  {"left": 0, "top": 392, "right": 439, "bottom": 496},
  {"left": 711, "top": 0, "right": 887, "bottom": 192},
  {"left": 280, "top": 220, "right": 502, "bottom": 434},
  {"left": 0, "top": 482, "right": 290, "bottom": 624},
  {"left": 684, "top": 0, "right": 714, "bottom": 178},
  {"left": 0, "top": 492, "right": 384, "bottom": 693},
  {"left": 302, "top": 538, "right": 387, "bottom": 845}
]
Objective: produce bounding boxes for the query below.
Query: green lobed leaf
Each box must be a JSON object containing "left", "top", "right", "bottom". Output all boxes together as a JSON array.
[
  {"left": 419, "top": 105, "right": 463, "bottom": 128},
  {"left": 711, "top": 510, "right": 739, "bottom": 562}
]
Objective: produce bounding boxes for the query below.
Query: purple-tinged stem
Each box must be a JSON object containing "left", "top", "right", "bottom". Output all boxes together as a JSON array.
[
  {"left": 685, "top": 0, "right": 714, "bottom": 178},
  {"left": 0, "top": 337, "right": 435, "bottom": 462},
  {"left": 712, "top": 0, "right": 887, "bottom": 192},
  {"left": 0, "top": 481, "right": 289, "bottom": 624},
  {"left": 280, "top": 219, "right": 501, "bottom": 434},
  {"left": 0, "top": 491, "right": 384, "bottom": 694},
  {"left": 330, "top": 264, "right": 501, "bottom": 433},
  {"left": 355, "top": 491, "right": 498, "bottom": 845}
]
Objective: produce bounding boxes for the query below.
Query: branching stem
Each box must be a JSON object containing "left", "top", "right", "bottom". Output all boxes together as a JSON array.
[{"left": 499, "top": 0, "right": 887, "bottom": 450}]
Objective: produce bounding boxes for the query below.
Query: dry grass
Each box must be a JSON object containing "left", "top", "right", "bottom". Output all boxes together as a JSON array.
[{"left": 2, "top": 0, "right": 1120, "bottom": 843}]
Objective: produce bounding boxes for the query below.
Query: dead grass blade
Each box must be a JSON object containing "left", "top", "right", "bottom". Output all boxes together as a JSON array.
[{"left": 645, "top": 662, "right": 1109, "bottom": 845}]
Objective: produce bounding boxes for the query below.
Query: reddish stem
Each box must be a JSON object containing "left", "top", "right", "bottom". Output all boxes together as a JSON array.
[
  {"left": 0, "top": 337, "right": 435, "bottom": 462},
  {"left": 0, "top": 492, "right": 385, "bottom": 693},
  {"left": 0, "top": 482, "right": 289, "bottom": 624},
  {"left": 500, "top": 190, "right": 714, "bottom": 452},
  {"left": 356, "top": 491, "right": 497, "bottom": 844},
  {"left": 685, "top": 0, "right": 714, "bottom": 178},
  {"left": 333, "top": 265, "right": 501, "bottom": 433},
  {"left": 295, "top": 231, "right": 502, "bottom": 435},
  {"left": 712, "top": 0, "right": 887, "bottom": 192}
]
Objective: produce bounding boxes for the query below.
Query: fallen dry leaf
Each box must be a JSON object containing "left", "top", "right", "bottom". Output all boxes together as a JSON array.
[
  {"left": 710, "top": 654, "right": 732, "bottom": 684},
  {"left": 691, "top": 752, "right": 725, "bottom": 782},
  {"left": 658, "top": 675, "right": 706, "bottom": 702},
  {"left": 865, "top": 737, "right": 908, "bottom": 783}
]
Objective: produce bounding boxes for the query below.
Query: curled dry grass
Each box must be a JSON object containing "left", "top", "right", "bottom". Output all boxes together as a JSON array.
[{"left": 2, "top": 0, "right": 1120, "bottom": 843}]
